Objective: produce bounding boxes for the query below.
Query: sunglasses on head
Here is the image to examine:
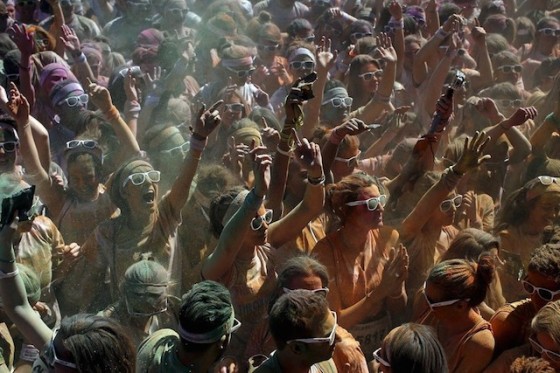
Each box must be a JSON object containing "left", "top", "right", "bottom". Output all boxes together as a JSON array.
[
  {"left": 358, "top": 70, "right": 383, "bottom": 81},
  {"left": 321, "top": 96, "right": 353, "bottom": 108},
  {"left": 160, "top": 141, "right": 189, "bottom": 155},
  {"left": 373, "top": 348, "right": 390, "bottom": 367},
  {"left": 351, "top": 32, "right": 373, "bottom": 40},
  {"left": 62, "top": 94, "right": 88, "bottom": 107},
  {"left": 423, "top": 283, "right": 470, "bottom": 310},
  {"left": 122, "top": 170, "right": 161, "bottom": 188},
  {"left": 497, "top": 98, "right": 523, "bottom": 108},
  {"left": 224, "top": 103, "right": 244, "bottom": 113},
  {"left": 66, "top": 139, "right": 98, "bottom": 149},
  {"left": 0, "top": 141, "right": 18, "bottom": 153},
  {"left": 334, "top": 151, "right": 360, "bottom": 168},
  {"left": 6, "top": 73, "right": 19, "bottom": 81},
  {"left": 289, "top": 60, "right": 315, "bottom": 70},
  {"left": 251, "top": 209, "right": 273, "bottom": 231},
  {"left": 539, "top": 28, "right": 560, "bottom": 36},
  {"left": 497, "top": 65, "right": 522, "bottom": 73},
  {"left": 522, "top": 280, "right": 560, "bottom": 301},
  {"left": 283, "top": 287, "right": 329, "bottom": 296},
  {"left": 226, "top": 66, "right": 255, "bottom": 78},
  {"left": 440, "top": 195, "right": 462, "bottom": 212},
  {"left": 258, "top": 44, "right": 280, "bottom": 52},
  {"left": 118, "top": 65, "right": 143, "bottom": 78},
  {"left": 304, "top": 35, "right": 316, "bottom": 43},
  {"left": 286, "top": 311, "right": 337, "bottom": 346},
  {"left": 529, "top": 337, "right": 560, "bottom": 362},
  {"left": 345, "top": 194, "right": 387, "bottom": 211}
]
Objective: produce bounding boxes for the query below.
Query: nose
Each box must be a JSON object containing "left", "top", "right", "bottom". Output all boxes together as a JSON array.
[
  {"left": 377, "top": 204, "right": 384, "bottom": 213},
  {"left": 0, "top": 146, "right": 5, "bottom": 155}
]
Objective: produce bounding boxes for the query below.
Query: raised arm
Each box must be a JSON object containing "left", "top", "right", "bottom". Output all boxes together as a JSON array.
[
  {"left": 167, "top": 101, "right": 223, "bottom": 216},
  {"left": 201, "top": 150, "right": 271, "bottom": 281},
  {"left": 469, "top": 20, "right": 493, "bottom": 92},
  {"left": 387, "top": 1, "right": 405, "bottom": 80},
  {"left": 267, "top": 133, "right": 325, "bottom": 248},
  {"left": 400, "top": 132, "right": 491, "bottom": 241},
  {"left": 531, "top": 96, "right": 560, "bottom": 153},
  {"left": 8, "top": 25, "right": 36, "bottom": 109},
  {"left": 0, "top": 187, "right": 52, "bottom": 351},
  {"left": 46, "top": 0, "right": 65, "bottom": 57},
  {"left": 87, "top": 80, "right": 140, "bottom": 171},
  {"left": 60, "top": 25, "right": 96, "bottom": 86}
]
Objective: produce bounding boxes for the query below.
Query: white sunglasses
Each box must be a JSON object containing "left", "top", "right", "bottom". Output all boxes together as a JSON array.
[
  {"left": 286, "top": 311, "right": 337, "bottom": 346},
  {"left": 122, "top": 170, "right": 161, "bottom": 188}
]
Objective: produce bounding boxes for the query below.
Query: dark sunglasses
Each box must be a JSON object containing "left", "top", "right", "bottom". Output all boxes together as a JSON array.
[
  {"left": 224, "top": 103, "right": 244, "bottom": 113},
  {"left": 226, "top": 67, "right": 255, "bottom": 78},
  {"left": 497, "top": 65, "right": 522, "bottom": 73}
]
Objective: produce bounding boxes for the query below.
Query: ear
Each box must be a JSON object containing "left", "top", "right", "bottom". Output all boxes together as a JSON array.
[{"left": 289, "top": 342, "right": 306, "bottom": 356}]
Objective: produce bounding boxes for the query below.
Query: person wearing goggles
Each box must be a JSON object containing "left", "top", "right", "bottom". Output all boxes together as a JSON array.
[
  {"left": 491, "top": 51, "right": 525, "bottom": 89},
  {"left": 416, "top": 257, "right": 495, "bottom": 372},
  {"left": 254, "top": 290, "right": 338, "bottom": 372},
  {"left": 320, "top": 84, "right": 352, "bottom": 126}
]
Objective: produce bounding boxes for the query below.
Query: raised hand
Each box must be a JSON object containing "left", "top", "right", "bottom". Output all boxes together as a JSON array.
[
  {"left": 8, "top": 24, "right": 34, "bottom": 57},
  {"left": 292, "top": 129, "right": 323, "bottom": 177},
  {"left": 474, "top": 97, "right": 502, "bottom": 124},
  {"left": 471, "top": 18, "right": 487, "bottom": 44},
  {"left": 335, "top": 118, "right": 369, "bottom": 137},
  {"left": 193, "top": 101, "right": 223, "bottom": 138},
  {"left": 454, "top": 131, "right": 491, "bottom": 174},
  {"left": 502, "top": 106, "right": 537, "bottom": 129},
  {"left": 60, "top": 24, "right": 81, "bottom": 56},
  {"left": 376, "top": 33, "right": 397, "bottom": 63},
  {"left": 388, "top": 1, "right": 403, "bottom": 20},
  {"left": 143, "top": 66, "right": 162, "bottom": 95},
  {"left": 316, "top": 37, "right": 338, "bottom": 73},
  {"left": 124, "top": 69, "right": 139, "bottom": 102},
  {"left": 87, "top": 79, "right": 113, "bottom": 113},
  {"left": 462, "top": 191, "right": 481, "bottom": 226},
  {"left": 442, "top": 14, "right": 464, "bottom": 35},
  {"left": 249, "top": 142, "right": 272, "bottom": 198},
  {"left": 253, "top": 86, "right": 270, "bottom": 107},
  {"left": 377, "top": 244, "right": 409, "bottom": 297},
  {"left": 7, "top": 83, "right": 30, "bottom": 125},
  {"left": 260, "top": 118, "right": 280, "bottom": 151}
]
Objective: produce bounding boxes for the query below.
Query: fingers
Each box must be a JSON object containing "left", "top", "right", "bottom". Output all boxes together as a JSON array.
[
  {"left": 261, "top": 117, "right": 269, "bottom": 128},
  {"left": 291, "top": 128, "right": 302, "bottom": 146},
  {"left": 207, "top": 100, "right": 224, "bottom": 114}
]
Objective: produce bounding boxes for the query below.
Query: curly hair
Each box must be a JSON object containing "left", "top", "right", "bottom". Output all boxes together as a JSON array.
[
  {"left": 531, "top": 300, "right": 560, "bottom": 348},
  {"left": 427, "top": 256, "right": 496, "bottom": 307},
  {"left": 528, "top": 244, "right": 560, "bottom": 283}
]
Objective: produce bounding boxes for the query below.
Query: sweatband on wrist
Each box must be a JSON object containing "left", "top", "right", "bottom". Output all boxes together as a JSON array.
[
  {"left": 0, "top": 268, "right": 19, "bottom": 279},
  {"left": 73, "top": 53, "right": 86, "bottom": 64},
  {"left": 189, "top": 136, "right": 207, "bottom": 152},
  {"left": 435, "top": 28, "right": 449, "bottom": 40},
  {"left": 389, "top": 19, "right": 404, "bottom": 30},
  {"left": 329, "top": 129, "right": 345, "bottom": 145},
  {"left": 103, "top": 105, "right": 120, "bottom": 121},
  {"left": 443, "top": 166, "right": 462, "bottom": 190}
]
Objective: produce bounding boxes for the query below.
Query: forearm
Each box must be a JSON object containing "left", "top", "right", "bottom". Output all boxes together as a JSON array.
[
  {"left": 71, "top": 55, "right": 96, "bottom": 87},
  {"left": 102, "top": 107, "right": 140, "bottom": 166},
  {"left": 51, "top": 5, "right": 65, "bottom": 56},
  {"left": 15, "top": 117, "right": 49, "bottom": 182},
  {"left": 28, "top": 116, "right": 51, "bottom": 173},
  {"left": 18, "top": 58, "right": 35, "bottom": 109},
  {"left": 362, "top": 129, "right": 397, "bottom": 160},
  {"left": 472, "top": 41, "right": 493, "bottom": 92},
  {"left": 422, "top": 56, "right": 452, "bottom": 118},
  {"left": 490, "top": 121, "right": 531, "bottom": 163},
  {"left": 266, "top": 132, "right": 291, "bottom": 219},
  {"left": 425, "top": 8, "right": 439, "bottom": 37},
  {"left": 302, "top": 74, "right": 327, "bottom": 139},
  {"left": 530, "top": 117, "right": 557, "bottom": 151},
  {"left": 321, "top": 135, "right": 340, "bottom": 185},
  {"left": 167, "top": 149, "right": 202, "bottom": 215},
  {"left": 338, "top": 292, "right": 386, "bottom": 330}
]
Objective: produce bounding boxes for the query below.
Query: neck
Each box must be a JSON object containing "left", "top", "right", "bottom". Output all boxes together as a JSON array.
[
  {"left": 339, "top": 224, "right": 370, "bottom": 253},
  {"left": 439, "top": 308, "right": 480, "bottom": 333},
  {"left": 520, "top": 221, "right": 544, "bottom": 236},
  {"left": 126, "top": 211, "right": 153, "bottom": 230},
  {"left": 177, "top": 344, "right": 216, "bottom": 373},
  {"left": 276, "top": 351, "right": 313, "bottom": 373},
  {"left": 238, "top": 241, "right": 257, "bottom": 261}
]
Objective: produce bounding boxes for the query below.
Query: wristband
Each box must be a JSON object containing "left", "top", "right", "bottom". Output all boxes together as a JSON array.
[
  {"left": 435, "top": 27, "right": 449, "bottom": 40},
  {"left": 443, "top": 166, "right": 463, "bottom": 190},
  {"left": 189, "top": 136, "right": 207, "bottom": 152},
  {"left": 73, "top": 52, "right": 87, "bottom": 64},
  {"left": 546, "top": 112, "right": 560, "bottom": 128},
  {"left": 389, "top": 19, "right": 404, "bottom": 30},
  {"left": 276, "top": 146, "right": 292, "bottom": 157},
  {"left": 0, "top": 268, "right": 19, "bottom": 279},
  {"left": 307, "top": 174, "right": 325, "bottom": 186},
  {"left": 329, "top": 129, "right": 345, "bottom": 145}
]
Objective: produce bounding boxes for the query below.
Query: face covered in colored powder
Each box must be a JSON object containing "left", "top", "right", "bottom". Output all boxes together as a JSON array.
[{"left": 0, "top": 124, "right": 19, "bottom": 174}]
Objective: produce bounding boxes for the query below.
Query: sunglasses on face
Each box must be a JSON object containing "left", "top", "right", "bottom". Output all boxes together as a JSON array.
[
  {"left": 539, "top": 28, "right": 560, "bottom": 37},
  {"left": 0, "top": 141, "right": 18, "bottom": 153},
  {"left": 529, "top": 337, "right": 560, "bottom": 362},
  {"left": 50, "top": 329, "right": 78, "bottom": 370},
  {"left": 358, "top": 70, "right": 383, "bottom": 81},
  {"left": 440, "top": 195, "right": 462, "bottom": 212},
  {"left": 423, "top": 284, "right": 470, "bottom": 310},
  {"left": 497, "top": 65, "right": 522, "bottom": 73},
  {"left": 286, "top": 311, "right": 337, "bottom": 346},
  {"left": 118, "top": 65, "right": 143, "bottom": 78},
  {"left": 62, "top": 94, "right": 88, "bottom": 107},
  {"left": 251, "top": 209, "right": 273, "bottom": 231},
  {"left": 334, "top": 151, "right": 361, "bottom": 168},
  {"left": 258, "top": 44, "right": 280, "bottom": 52},
  {"left": 289, "top": 60, "right": 315, "bottom": 70},
  {"left": 127, "top": 1, "right": 150, "bottom": 12},
  {"left": 66, "top": 139, "right": 98, "bottom": 149},
  {"left": 351, "top": 32, "right": 373, "bottom": 40},
  {"left": 6, "top": 73, "right": 19, "bottom": 81},
  {"left": 167, "top": 7, "right": 186, "bottom": 14},
  {"left": 321, "top": 97, "right": 353, "bottom": 108},
  {"left": 122, "top": 170, "right": 161, "bottom": 188},
  {"left": 497, "top": 99, "right": 523, "bottom": 108},
  {"left": 373, "top": 348, "right": 391, "bottom": 367},
  {"left": 224, "top": 103, "right": 244, "bottom": 113},
  {"left": 537, "top": 176, "right": 560, "bottom": 186},
  {"left": 226, "top": 66, "right": 255, "bottom": 78},
  {"left": 304, "top": 35, "right": 316, "bottom": 43},
  {"left": 345, "top": 194, "right": 387, "bottom": 211},
  {"left": 160, "top": 141, "right": 189, "bottom": 155},
  {"left": 522, "top": 280, "right": 560, "bottom": 301}
]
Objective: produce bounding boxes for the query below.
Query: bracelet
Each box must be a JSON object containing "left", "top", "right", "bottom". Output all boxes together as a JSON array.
[
  {"left": 546, "top": 112, "right": 560, "bottom": 128},
  {"left": 307, "top": 174, "right": 325, "bottom": 186},
  {"left": 103, "top": 105, "right": 120, "bottom": 121},
  {"left": 435, "top": 28, "right": 449, "bottom": 40},
  {"left": 329, "top": 129, "right": 345, "bottom": 145},
  {"left": 443, "top": 166, "right": 463, "bottom": 190},
  {"left": 389, "top": 19, "right": 404, "bottom": 30},
  {"left": 276, "top": 146, "right": 292, "bottom": 157},
  {"left": 189, "top": 136, "right": 207, "bottom": 152},
  {"left": 245, "top": 188, "right": 265, "bottom": 210},
  {"left": 0, "top": 257, "right": 15, "bottom": 264},
  {"left": 0, "top": 268, "right": 19, "bottom": 279}
]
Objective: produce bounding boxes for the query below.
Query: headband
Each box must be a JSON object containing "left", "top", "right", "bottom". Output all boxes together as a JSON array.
[
  {"left": 288, "top": 48, "right": 316, "bottom": 63},
  {"left": 233, "top": 127, "right": 262, "bottom": 146},
  {"left": 221, "top": 56, "right": 254, "bottom": 69},
  {"left": 322, "top": 87, "right": 349, "bottom": 103},
  {"left": 526, "top": 182, "right": 560, "bottom": 201},
  {"left": 178, "top": 308, "right": 235, "bottom": 344},
  {"left": 50, "top": 82, "right": 84, "bottom": 106},
  {"left": 222, "top": 189, "right": 249, "bottom": 227}
]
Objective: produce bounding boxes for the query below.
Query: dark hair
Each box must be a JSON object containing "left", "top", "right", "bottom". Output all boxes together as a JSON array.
[
  {"left": 269, "top": 290, "right": 330, "bottom": 349},
  {"left": 286, "top": 18, "right": 312, "bottom": 38},
  {"left": 428, "top": 257, "right": 495, "bottom": 307},
  {"left": 248, "top": 107, "right": 281, "bottom": 132},
  {"left": 528, "top": 244, "right": 560, "bottom": 283},
  {"left": 441, "top": 229, "right": 500, "bottom": 262},
  {"left": 179, "top": 280, "right": 233, "bottom": 352},
  {"left": 209, "top": 186, "right": 247, "bottom": 238},
  {"left": 278, "top": 255, "right": 329, "bottom": 289},
  {"left": 383, "top": 323, "right": 448, "bottom": 373},
  {"left": 58, "top": 314, "right": 136, "bottom": 373}
]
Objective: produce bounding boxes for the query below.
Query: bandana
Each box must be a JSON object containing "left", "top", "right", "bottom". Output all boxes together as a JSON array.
[
  {"left": 322, "top": 87, "right": 349, "bottom": 103},
  {"left": 49, "top": 82, "right": 85, "bottom": 106},
  {"left": 221, "top": 56, "right": 254, "bottom": 69},
  {"left": 136, "top": 28, "right": 164, "bottom": 48},
  {"left": 288, "top": 48, "right": 316, "bottom": 63},
  {"left": 178, "top": 307, "right": 235, "bottom": 344},
  {"left": 233, "top": 127, "right": 262, "bottom": 147},
  {"left": 107, "top": 159, "right": 153, "bottom": 210},
  {"left": 39, "top": 63, "right": 75, "bottom": 89}
]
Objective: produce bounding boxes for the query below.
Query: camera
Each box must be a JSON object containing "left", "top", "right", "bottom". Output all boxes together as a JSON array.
[
  {"left": 0, "top": 186, "right": 36, "bottom": 229},
  {"left": 286, "top": 72, "right": 317, "bottom": 104}
]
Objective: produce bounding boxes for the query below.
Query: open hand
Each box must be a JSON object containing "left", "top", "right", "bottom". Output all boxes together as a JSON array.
[
  {"left": 454, "top": 131, "right": 491, "bottom": 174},
  {"left": 7, "top": 83, "right": 30, "bottom": 125}
]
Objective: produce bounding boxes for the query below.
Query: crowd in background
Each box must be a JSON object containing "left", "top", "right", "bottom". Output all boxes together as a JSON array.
[{"left": 0, "top": 0, "right": 560, "bottom": 372}]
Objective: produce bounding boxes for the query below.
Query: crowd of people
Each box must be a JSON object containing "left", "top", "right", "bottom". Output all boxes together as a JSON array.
[{"left": 0, "top": 0, "right": 559, "bottom": 371}]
